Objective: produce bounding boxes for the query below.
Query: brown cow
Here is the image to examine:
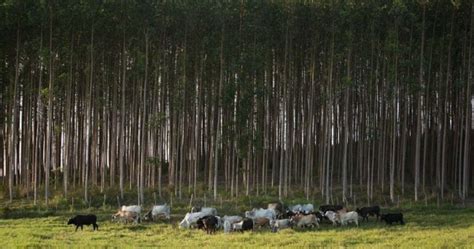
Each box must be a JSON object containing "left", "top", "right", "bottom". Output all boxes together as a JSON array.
[
  {"left": 290, "top": 213, "right": 319, "bottom": 229},
  {"left": 253, "top": 217, "right": 270, "bottom": 229},
  {"left": 112, "top": 210, "right": 140, "bottom": 224}
]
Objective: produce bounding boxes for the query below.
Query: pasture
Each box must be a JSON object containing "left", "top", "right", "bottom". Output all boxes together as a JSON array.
[{"left": 0, "top": 203, "right": 473, "bottom": 248}]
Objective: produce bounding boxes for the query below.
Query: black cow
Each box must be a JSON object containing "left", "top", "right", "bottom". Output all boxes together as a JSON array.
[
  {"left": 279, "top": 210, "right": 296, "bottom": 219},
  {"left": 380, "top": 213, "right": 405, "bottom": 225},
  {"left": 196, "top": 215, "right": 218, "bottom": 234},
  {"left": 67, "top": 215, "right": 99, "bottom": 231},
  {"left": 313, "top": 211, "right": 324, "bottom": 223},
  {"left": 241, "top": 218, "right": 253, "bottom": 232},
  {"left": 319, "top": 205, "right": 344, "bottom": 213},
  {"left": 356, "top": 206, "right": 380, "bottom": 221}
]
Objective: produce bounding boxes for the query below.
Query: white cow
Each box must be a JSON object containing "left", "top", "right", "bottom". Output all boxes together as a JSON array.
[
  {"left": 245, "top": 208, "right": 276, "bottom": 220},
  {"left": 324, "top": 211, "right": 339, "bottom": 225},
  {"left": 121, "top": 205, "right": 142, "bottom": 215},
  {"left": 289, "top": 204, "right": 314, "bottom": 214},
  {"left": 179, "top": 211, "right": 209, "bottom": 229},
  {"left": 338, "top": 211, "right": 359, "bottom": 226},
  {"left": 289, "top": 204, "right": 303, "bottom": 213},
  {"left": 301, "top": 204, "right": 314, "bottom": 214},
  {"left": 223, "top": 215, "right": 242, "bottom": 224},
  {"left": 144, "top": 204, "right": 170, "bottom": 221},
  {"left": 290, "top": 214, "right": 319, "bottom": 229},
  {"left": 223, "top": 216, "right": 242, "bottom": 233},
  {"left": 232, "top": 221, "right": 243, "bottom": 231},
  {"left": 224, "top": 220, "right": 232, "bottom": 233},
  {"left": 270, "top": 219, "right": 292, "bottom": 232},
  {"left": 200, "top": 207, "right": 218, "bottom": 216}
]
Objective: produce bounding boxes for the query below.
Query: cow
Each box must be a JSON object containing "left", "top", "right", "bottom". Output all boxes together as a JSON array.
[
  {"left": 222, "top": 215, "right": 243, "bottom": 224},
  {"left": 253, "top": 217, "right": 270, "bottom": 229},
  {"left": 143, "top": 204, "right": 170, "bottom": 221},
  {"left": 180, "top": 211, "right": 212, "bottom": 229},
  {"left": 276, "top": 210, "right": 296, "bottom": 219},
  {"left": 223, "top": 220, "right": 232, "bottom": 233},
  {"left": 338, "top": 211, "right": 359, "bottom": 226},
  {"left": 289, "top": 204, "right": 303, "bottom": 213},
  {"left": 67, "top": 215, "right": 99, "bottom": 231},
  {"left": 270, "top": 219, "right": 292, "bottom": 232},
  {"left": 196, "top": 215, "right": 219, "bottom": 234},
  {"left": 319, "top": 204, "right": 344, "bottom": 213},
  {"left": 290, "top": 213, "right": 319, "bottom": 229},
  {"left": 191, "top": 207, "right": 217, "bottom": 216},
  {"left": 324, "top": 211, "right": 339, "bottom": 226},
  {"left": 121, "top": 205, "right": 141, "bottom": 215},
  {"left": 300, "top": 204, "right": 315, "bottom": 214},
  {"left": 245, "top": 208, "right": 276, "bottom": 220},
  {"left": 380, "top": 213, "right": 405, "bottom": 225},
  {"left": 312, "top": 211, "right": 324, "bottom": 223},
  {"left": 112, "top": 210, "right": 140, "bottom": 224},
  {"left": 356, "top": 206, "right": 380, "bottom": 221},
  {"left": 223, "top": 216, "right": 242, "bottom": 233},
  {"left": 232, "top": 218, "right": 253, "bottom": 232}
]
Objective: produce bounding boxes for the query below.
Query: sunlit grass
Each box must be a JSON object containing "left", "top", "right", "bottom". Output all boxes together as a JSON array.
[{"left": 0, "top": 204, "right": 473, "bottom": 248}]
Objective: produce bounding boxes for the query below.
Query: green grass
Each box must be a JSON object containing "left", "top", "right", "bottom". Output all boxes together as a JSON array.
[{"left": 0, "top": 203, "right": 473, "bottom": 248}]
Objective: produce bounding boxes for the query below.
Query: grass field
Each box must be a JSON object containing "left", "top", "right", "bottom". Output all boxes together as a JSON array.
[{"left": 0, "top": 202, "right": 473, "bottom": 248}]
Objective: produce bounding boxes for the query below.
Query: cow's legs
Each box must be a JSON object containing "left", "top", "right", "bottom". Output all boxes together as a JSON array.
[{"left": 75, "top": 225, "right": 79, "bottom": 231}]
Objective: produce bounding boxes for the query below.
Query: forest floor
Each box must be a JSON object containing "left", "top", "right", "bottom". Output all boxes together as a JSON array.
[{"left": 0, "top": 200, "right": 473, "bottom": 248}]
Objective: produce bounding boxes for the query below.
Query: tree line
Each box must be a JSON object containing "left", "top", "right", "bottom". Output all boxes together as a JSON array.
[{"left": 0, "top": 0, "right": 473, "bottom": 206}]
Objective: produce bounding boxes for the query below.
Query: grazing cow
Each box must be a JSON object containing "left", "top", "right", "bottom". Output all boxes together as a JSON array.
[
  {"left": 196, "top": 215, "right": 219, "bottom": 234},
  {"left": 121, "top": 205, "right": 141, "bottom": 215},
  {"left": 232, "top": 218, "right": 253, "bottom": 232},
  {"left": 356, "top": 206, "right": 380, "bottom": 221},
  {"left": 338, "top": 211, "right": 359, "bottom": 226},
  {"left": 270, "top": 219, "right": 292, "bottom": 232},
  {"left": 324, "top": 211, "right": 339, "bottom": 226},
  {"left": 380, "top": 213, "right": 405, "bottom": 225},
  {"left": 180, "top": 211, "right": 212, "bottom": 229},
  {"left": 67, "top": 215, "right": 99, "bottom": 231},
  {"left": 290, "top": 214, "right": 319, "bottom": 229},
  {"left": 144, "top": 204, "right": 171, "bottom": 221},
  {"left": 245, "top": 208, "right": 276, "bottom": 220},
  {"left": 300, "top": 204, "right": 315, "bottom": 214},
  {"left": 112, "top": 210, "right": 140, "bottom": 224},
  {"left": 319, "top": 204, "right": 344, "bottom": 213},
  {"left": 253, "top": 217, "right": 270, "bottom": 229},
  {"left": 289, "top": 204, "right": 303, "bottom": 213}
]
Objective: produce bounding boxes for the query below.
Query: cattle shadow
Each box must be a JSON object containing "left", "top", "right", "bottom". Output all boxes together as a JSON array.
[{"left": 126, "top": 225, "right": 149, "bottom": 232}]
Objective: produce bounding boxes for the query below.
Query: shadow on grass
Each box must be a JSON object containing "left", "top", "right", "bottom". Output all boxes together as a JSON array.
[{"left": 127, "top": 225, "right": 150, "bottom": 232}]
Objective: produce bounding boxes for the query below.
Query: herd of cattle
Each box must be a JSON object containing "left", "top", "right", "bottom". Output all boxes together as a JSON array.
[{"left": 67, "top": 202, "right": 405, "bottom": 233}]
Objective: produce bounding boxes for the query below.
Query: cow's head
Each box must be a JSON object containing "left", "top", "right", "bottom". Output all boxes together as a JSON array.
[
  {"left": 143, "top": 211, "right": 152, "bottom": 221},
  {"left": 67, "top": 218, "right": 75, "bottom": 225},
  {"left": 244, "top": 211, "right": 254, "bottom": 218}
]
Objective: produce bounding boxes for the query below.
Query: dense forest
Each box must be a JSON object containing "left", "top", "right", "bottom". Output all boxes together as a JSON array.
[{"left": 0, "top": 0, "right": 473, "bottom": 206}]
